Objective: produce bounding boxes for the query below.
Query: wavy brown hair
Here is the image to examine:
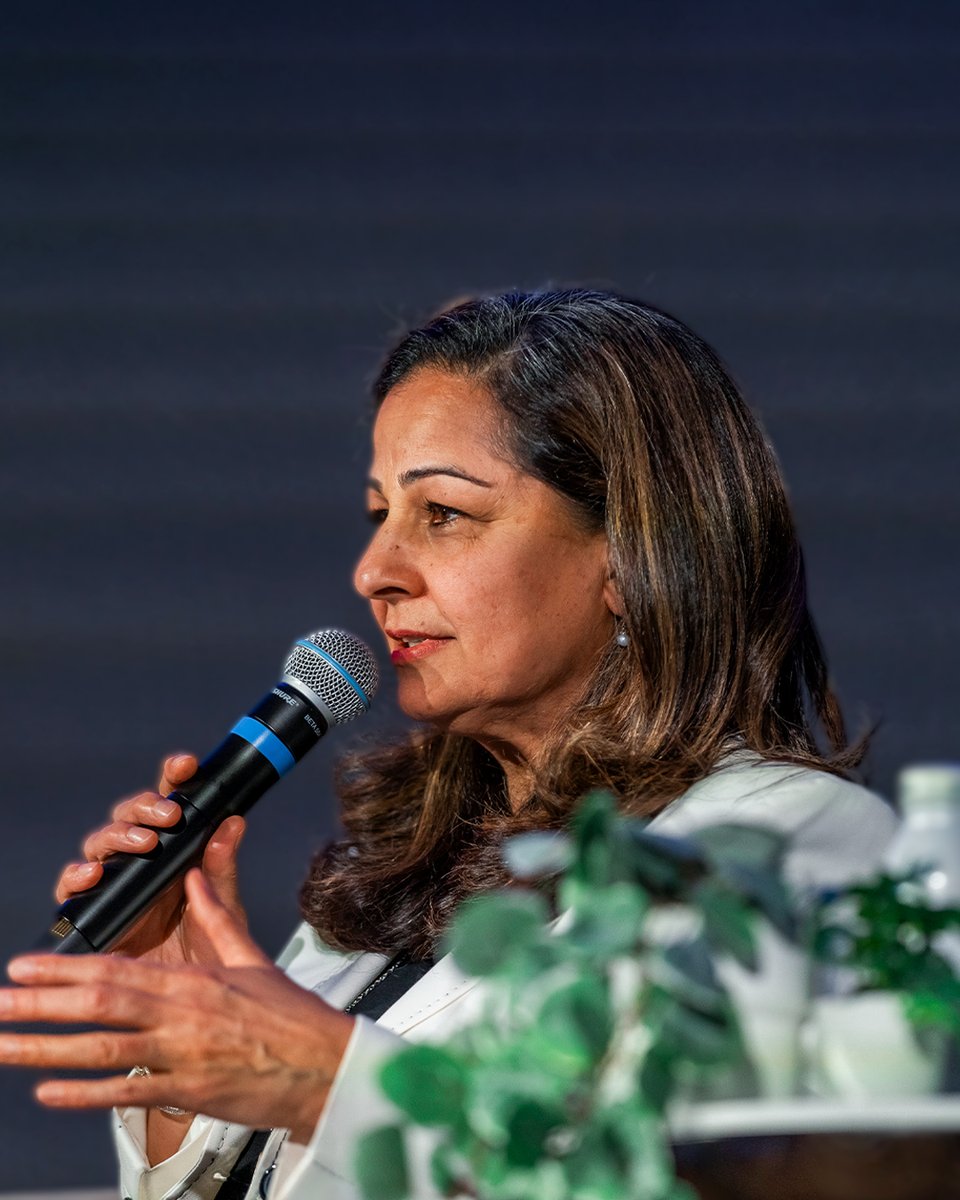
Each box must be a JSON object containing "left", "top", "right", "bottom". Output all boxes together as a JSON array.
[{"left": 301, "top": 289, "right": 863, "bottom": 956}]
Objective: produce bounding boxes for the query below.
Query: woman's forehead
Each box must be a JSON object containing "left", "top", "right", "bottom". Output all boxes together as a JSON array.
[{"left": 372, "top": 368, "right": 505, "bottom": 467}]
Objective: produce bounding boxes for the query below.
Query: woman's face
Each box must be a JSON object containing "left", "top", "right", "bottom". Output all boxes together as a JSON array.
[{"left": 354, "top": 367, "right": 618, "bottom": 760}]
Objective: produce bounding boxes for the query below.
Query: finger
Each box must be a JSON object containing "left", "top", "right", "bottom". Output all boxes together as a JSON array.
[
  {"left": 184, "top": 870, "right": 270, "bottom": 970},
  {"left": 7, "top": 952, "right": 177, "bottom": 998},
  {"left": 0, "top": 980, "right": 157, "bottom": 1029},
  {"left": 0, "top": 1029, "right": 151, "bottom": 1070},
  {"left": 200, "top": 816, "right": 246, "bottom": 914},
  {"left": 81, "top": 821, "right": 160, "bottom": 862},
  {"left": 34, "top": 1072, "right": 180, "bottom": 1112},
  {"left": 54, "top": 860, "right": 103, "bottom": 904},
  {"left": 157, "top": 753, "right": 198, "bottom": 797},
  {"left": 111, "top": 791, "right": 182, "bottom": 828}
]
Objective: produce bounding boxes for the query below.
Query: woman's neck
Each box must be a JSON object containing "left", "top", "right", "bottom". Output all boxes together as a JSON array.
[
  {"left": 473, "top": 735, "right": 535, "bottom": 813},
  {"left": 501, "top": 760, "right": 535, "bottom": 812}
]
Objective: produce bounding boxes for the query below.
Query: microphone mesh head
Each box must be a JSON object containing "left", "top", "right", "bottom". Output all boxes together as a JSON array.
[{"left": 282, "top": 629, "right": 379, "bottom": 725}]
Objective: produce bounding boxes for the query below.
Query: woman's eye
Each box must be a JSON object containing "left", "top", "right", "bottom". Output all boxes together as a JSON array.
[
  {"left": 367, "top": 507, "right": 388, "bottom": 525},
  {"left": 425, "top": 501, "right": 463, "bottom": 527}
]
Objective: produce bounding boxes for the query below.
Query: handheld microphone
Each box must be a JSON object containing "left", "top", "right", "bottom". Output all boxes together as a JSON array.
[{"left": 36, "top": 629, "right": 379, "bottom": 955}]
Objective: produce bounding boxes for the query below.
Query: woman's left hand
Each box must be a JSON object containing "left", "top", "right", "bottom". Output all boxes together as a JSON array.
[{"left": 0, "top": 870, "right": 355, "bottom": 1146}]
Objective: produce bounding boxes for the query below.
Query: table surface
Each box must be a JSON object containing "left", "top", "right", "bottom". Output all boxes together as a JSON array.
[{"left": 670, "top": 1095, "right": 960, "bottom": 1141}]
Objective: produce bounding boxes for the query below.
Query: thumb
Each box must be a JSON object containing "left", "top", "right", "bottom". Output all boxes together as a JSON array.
[
  {"left": 200, "top": 815, "right": 246, "bottom": 917},
  {"left": 184, "top": 868, "right": 272, "bottom": 969}
]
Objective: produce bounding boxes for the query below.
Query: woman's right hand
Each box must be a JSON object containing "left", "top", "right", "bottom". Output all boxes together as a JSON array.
[{"left": 53, "top": 754, "right": 249, "bottom": 970}]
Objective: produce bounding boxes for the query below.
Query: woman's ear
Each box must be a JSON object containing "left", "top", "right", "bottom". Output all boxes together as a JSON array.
[{"left": 602, "top": 569, "right": 625, "bottom": 618}]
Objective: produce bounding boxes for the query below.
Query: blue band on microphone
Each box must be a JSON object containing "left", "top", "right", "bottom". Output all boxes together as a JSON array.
[
  {"left": 230, "top": 716, "right": 296, "bottom": 777},
  {"left": 295, "top": 639, "right": 371, "bottom": 708}
]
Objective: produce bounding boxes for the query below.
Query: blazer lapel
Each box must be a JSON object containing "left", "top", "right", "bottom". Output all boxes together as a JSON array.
[{"left": 376, "top": 950, "right": 481, "bottom": 1034}]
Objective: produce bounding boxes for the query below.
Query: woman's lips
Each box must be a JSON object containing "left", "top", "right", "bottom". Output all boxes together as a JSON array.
[{"left": 386, "top": 631, "right": 452, "bottom": 665}]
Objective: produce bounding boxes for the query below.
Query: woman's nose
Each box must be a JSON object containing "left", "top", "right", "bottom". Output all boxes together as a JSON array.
[{"left": 353, "top": 526, "right": 421, "bottom": 600}]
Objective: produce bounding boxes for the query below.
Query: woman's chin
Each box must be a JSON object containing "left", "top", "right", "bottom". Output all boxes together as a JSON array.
[
  {"left": 394, "top": 690, "right": 481, "bottom": 738},
  {"left": 394, "top": 687, "right": 456, "bottom": 728}
]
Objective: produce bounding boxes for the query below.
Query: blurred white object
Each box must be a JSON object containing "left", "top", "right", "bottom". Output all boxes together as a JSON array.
[
  {"left": 806, "top": 993, "right": 946, "bottom": 1098},
  {"left": 716, "top": 919, "right": 810, "bottom": 1098},
  {"left": 884, "top": 763, "right": 960, "bottom": 904},
  {"left": 884, "top": 761, "right": 960, "bottom": 970}
]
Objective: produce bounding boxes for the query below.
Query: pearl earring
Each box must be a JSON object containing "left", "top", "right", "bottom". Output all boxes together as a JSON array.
[{"left": 615, "top": 626, "right": 629, "bottom": 648}]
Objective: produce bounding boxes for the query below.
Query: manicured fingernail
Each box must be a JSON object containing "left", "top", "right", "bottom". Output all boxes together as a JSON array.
[
  {"left": 128, "top": 829, "right": 154, "bottom": 846},
  {"left": 173, "top": 755, "right": 194, "bottom": 770},
  {"left": 8, "top": 958, "right": 38, "bottom": 982},
  {"left": 151, "top": 798, "right": 177, "bottom": 818},
  {"left": 75, "top": 861, "right": 100, "bottom": 877}
]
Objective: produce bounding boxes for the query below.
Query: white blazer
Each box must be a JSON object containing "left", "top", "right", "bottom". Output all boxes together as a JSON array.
[{"left": 114, "top": 757, "right": 898, "bottom": 1200}]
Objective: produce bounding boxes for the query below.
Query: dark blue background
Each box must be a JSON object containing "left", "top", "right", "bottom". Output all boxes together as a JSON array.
[{"left": 2, "top": 2, "right": 958, "bottom": 1186}]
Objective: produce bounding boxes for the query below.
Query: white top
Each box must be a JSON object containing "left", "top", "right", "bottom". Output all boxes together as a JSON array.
[{"left": 114, "top": 757, "right": 899, "bottom": 1200}]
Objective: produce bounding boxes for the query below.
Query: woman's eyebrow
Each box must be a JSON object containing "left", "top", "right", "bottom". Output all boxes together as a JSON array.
[{"left": 367, "top": 466, "right": 494, "bottom": 491}]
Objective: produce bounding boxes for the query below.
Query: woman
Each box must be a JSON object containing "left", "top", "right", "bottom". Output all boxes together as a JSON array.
[{"left": 1, "top": 290, "right": 896, "bottom": 1198}]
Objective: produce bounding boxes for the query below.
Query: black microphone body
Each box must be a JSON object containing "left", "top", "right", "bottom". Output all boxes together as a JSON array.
[{"left": 36, "top": 631, "right": 377, "bottom": 955}]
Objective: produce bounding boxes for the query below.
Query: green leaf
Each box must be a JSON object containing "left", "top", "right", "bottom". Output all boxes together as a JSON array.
[
  {"left": 637, "top": 1044, "right": 674, "bottom": 1109},
  {"left": 717, "top": 862, "right": 795, "bottom": 939},
  {"left": 654, "top": 935, "right": 725, "bottom": 1014},
  {"left": 503, "top": 1099, "right": 567, "bottom": 1168},
  {"left": 693, "top": 879, "right": 758, "bottom": 970},
  {"left": 603, "top": 1100, "right": 676, "bottom": 1197},
  {"left": 355, "top": 1125, "right": 409, "bottom": 1200},
  {"left": 691, "top": 823, "right": 785, "bottom": 872},
  {"left": 429, "top": 1142, "right": 470, "bottom": 1197},
  {"left": 537, "top": 975, "right": 614, "bottom": 1070},
  {"left": 813, "top": 923, "right": 857, "bottom": 962},
  {"left": 571, "top": 790, "right": 619, "bottom": 887},
  {"left": 563, "top": 1123, "right": 631, "bottom": 1200},
  {"left": 689, "top": 825, "right": 795, "bottom": 939},
  {"left": 562, "top": 1102, "right": 673, "bottom": 1200},
  {"left": 446, "top": 890, "right": 549, "bottom": 976},
  {"left": 565, "top": 881, "right": 647, "bottom": 956},
  {"left": 623, "top": 827, "right": 704, "bottom": 897},
  {"left": 464, "top": 1057, "right": 570, "bottom": 1149},
  {"left": 663, "top": 1002, "right": 742, "bottom": 1066},
  {"left": 905, "top": 982, "right": 960, "bottom": 1036},
  {"left": 380, "top": 1045, "right": 467, "bottom": 1126}
]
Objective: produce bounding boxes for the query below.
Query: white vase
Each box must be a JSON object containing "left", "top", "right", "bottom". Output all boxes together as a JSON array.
[{"left": 805, "top": 992, "right": 946, "bottom": 1099}]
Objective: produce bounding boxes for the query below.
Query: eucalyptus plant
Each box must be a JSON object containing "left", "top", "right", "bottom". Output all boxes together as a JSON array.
[{"left": 356, "top": 792, "right": 794, "bottom": 1200}]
